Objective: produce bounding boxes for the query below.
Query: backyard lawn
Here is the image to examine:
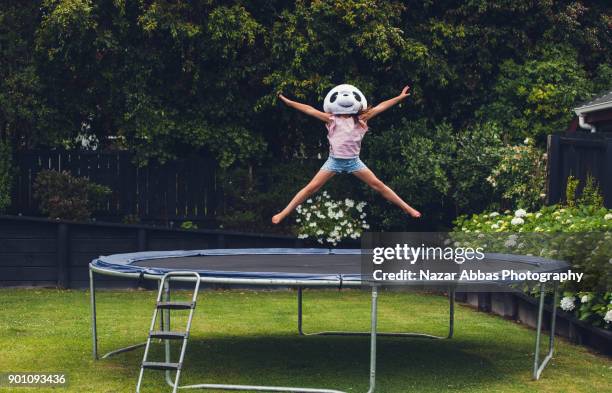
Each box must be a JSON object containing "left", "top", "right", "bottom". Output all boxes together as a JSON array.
[{"left": 0, "top": 288, "right": 610, "bottom": 393}]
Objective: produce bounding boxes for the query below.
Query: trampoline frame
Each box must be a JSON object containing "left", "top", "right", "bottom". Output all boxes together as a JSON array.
[{"left": 89, "top": 249, "right": 563, "bottom": 392}]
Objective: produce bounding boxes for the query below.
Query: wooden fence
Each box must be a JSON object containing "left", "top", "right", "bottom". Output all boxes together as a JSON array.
[
  {"left": 546, "top": 133, "right": 612, "bottom": 207},
  {"left": 0, "top": 215, "right": 313, "bottom": 288},
  {"left": 9, "top": 150, "right": 219, "bottom": 223}
]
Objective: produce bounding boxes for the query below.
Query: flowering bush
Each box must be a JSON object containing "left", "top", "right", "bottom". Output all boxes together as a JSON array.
[
  {"left": 296, "top": 191, "right": 368, "bottom": 246},
  {"left": 33, "top": 170, "right": 112, "bottom": 221},
  {"left": 454, "top": 205, "right": 612, "bottom": 329},
  {"left": 559, "top": 292, "right": 612, "bottom": 329},
  {"left": 486, "top": 139, "right": 547, "bottom": 211}
]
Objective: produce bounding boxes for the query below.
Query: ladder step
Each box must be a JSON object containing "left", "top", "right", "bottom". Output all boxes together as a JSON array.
[
  {"left": 157, "top": 301, "right": 194, "bottom": 310},
  {"left": 149, "top": 331, "right": 187, "bottom": 340},
  {"left": 142, "top": 361, "right": 181, "bottom": 370}
]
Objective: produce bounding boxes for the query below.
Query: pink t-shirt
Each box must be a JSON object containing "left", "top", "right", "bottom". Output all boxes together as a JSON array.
[{"left": 326, "top": 115, "right": 368, "bottom": 158}]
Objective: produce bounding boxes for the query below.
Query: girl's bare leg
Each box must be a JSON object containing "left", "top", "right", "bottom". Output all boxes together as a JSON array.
[
  {"left": 353, "top": 167, "right": 421, "bottom": 218},
  {"left": 272, "top": 170, "right": 336, "bottom": 224}
]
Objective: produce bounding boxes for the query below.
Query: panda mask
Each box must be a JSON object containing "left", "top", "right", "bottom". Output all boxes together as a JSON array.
[{"left": 323, "top": 84, "right": 367, "bottom": 115}]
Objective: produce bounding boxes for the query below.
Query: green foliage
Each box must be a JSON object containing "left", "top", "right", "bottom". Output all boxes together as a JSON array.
[
  {"left": 121, "top": 214, "right": 140, "bottom": 225},
  {"left": 479, "top": 45, "right": 600, "bottom": 142},
  {"left": 450, "top": 122, "right": 503, "bottom": 214},
  {"left": 560, "top": 292, "right": 612, "bottom": 328},
  {"left": 362, "top": 119, "right": 453, "bottom": 228},
  {"left": 0, "top": 140, "right": 12, "bottom": 212},
  {"left": 566, "top": 174, "right": 604, "bottom": 208},
  {"left": 486, "top": 139, "right": 547, "bottom": 211},
  {"left": 565, "top": 175, "right": 579, "bottom": 207},
  {"left": 4, "top": 1, "right": 611, "bottom": 156},
  {"left": 295, "top": 191, "right": 367, "bottom": 246},
  {"left": 578, "top": 174, "right": 604, "bottom": 208},
  {"left": 33, "top": 170, "right": 111, "bottom": 221},
  {"left": 180, "top": 221, "right": 198, "bottom": 230},
  {"left": 454, "top": 205, "right": 612, "bottom": 328},
  {"left": 2, "top": 1, "right": 612, "bottom": 230}
]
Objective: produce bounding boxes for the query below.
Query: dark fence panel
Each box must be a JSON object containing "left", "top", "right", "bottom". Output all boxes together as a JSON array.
[
  {"left": 0, "top": 215, "right": 316, "bottom": 288},
  {"left": 9, "top": 150, "right": 219, "bottom": 223},
  {"left": 546, "top": 133, "right": 612, "bottom": 207}
]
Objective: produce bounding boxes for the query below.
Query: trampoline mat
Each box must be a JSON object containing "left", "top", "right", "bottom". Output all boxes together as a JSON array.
[
  {"left": 91, "top": 248, "right": 569, "bottom": 285},
  {"left": 132, "top": 254, "right": 361, "bottom": 275}
]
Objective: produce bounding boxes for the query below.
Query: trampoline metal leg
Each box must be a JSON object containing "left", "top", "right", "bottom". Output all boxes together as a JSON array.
[
  {"left": 298, "top": 286, "right": 304, "bottom": 335},
  {"left": 297, "top": 286, "right": 455, "bottom": 339},
  {"left": 91, "top": 269, "right": 154, "bottom": 360},
  {"left": 448, "top": 287, "right": 455, "bottom": 339},
  {"left": 90, "top": 268, "right": 98, "bottom": 360},
  {"left": 533, "top": 282, "right": 559, "bottom": 380},
  {"left": 367, "top": 286, "right": 378, "bottom": 393},
  {"left": 177, "top": 286, "right": 379, "bottom": 393}
]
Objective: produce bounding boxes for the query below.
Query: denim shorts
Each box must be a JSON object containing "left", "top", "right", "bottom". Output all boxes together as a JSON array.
[{"left": 321, "top": 156, "right": 367, "bottom": 174}]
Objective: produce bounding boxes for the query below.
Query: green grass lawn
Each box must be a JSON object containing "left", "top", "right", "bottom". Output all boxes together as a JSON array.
[{"left": 0, "top": 288, "right": 610, "bottom": 393}]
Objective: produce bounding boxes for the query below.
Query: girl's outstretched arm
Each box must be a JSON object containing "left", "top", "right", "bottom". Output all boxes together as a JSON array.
[
  {"left": 360, "top": 85, "right": 411, "bottom": 122},
  {"left": 279, "top": 94, "right": 331, "bottom": 122}
]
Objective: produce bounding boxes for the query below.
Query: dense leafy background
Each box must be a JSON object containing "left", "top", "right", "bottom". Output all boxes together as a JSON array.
[{"left": 1, "top": 1, "right": 611, "bottom": 230}]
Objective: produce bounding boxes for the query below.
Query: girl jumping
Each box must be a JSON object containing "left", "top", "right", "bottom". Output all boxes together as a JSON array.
[{"left": 272, "top": 84, "right": 421, "bottom": 224}]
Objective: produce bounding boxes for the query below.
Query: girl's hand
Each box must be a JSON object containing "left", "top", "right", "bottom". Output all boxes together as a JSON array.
[
  {"left": 398, "top": 85, "right": 411, "bottom": 99},
  {"left": 278, "top": 93, "right": 289, "bottom": 103}
]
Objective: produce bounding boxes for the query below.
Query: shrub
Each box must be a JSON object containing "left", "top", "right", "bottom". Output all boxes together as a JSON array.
[
  {"left": 33, "top": 170, "right": 111, "bottom": 221},
  {"left": 0, "top": 140, "right": 12, "bottom": 212},
  {"left": 578, "top": 174, "right": 604, "bottom": 208},
  {"left": 122, "top": 214, "right": 140, "bottom": 225},
  {"left": 217, "top": 159, "right": 362, "bottom": 233},
  {"left": 565, "top": 175, "right": 579, "bottom": 207},
  {"left": 362, "top": 119, "right": 453, "bottom": 228},
  {"left": 450, "top": 122, "right": 503, "bottom": 214},
  {"left": 296, "top": 191, "right": 368, "bottom": 246},
  {"left": 454, "top": 205, "right": 612, "bottom": 329},
  {"left": 486, "top": 139, "right": 546, "bottom": 211},
  {"left": 180, "top": 221, "right": 198, "bottom": 230},
  {"left": 480, "top": 45, "right": 592, "bottom": 141}
]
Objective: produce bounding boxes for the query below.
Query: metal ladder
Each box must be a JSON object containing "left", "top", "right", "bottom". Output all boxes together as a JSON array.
[{"left": 136, "top": 272, "right": 201, "bottom": 393}]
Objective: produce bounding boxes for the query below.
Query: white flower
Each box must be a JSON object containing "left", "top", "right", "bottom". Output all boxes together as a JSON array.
[
  {"left": 306, "top": 199, "right": 313, "bottom": 204},
  {"left": 296, "top": 218, "right": 301, "bottom": 223},
  {"left": 511, "top": 217, "right": 524, "bottom": 225},
  {"left": 298, "top": 234, "right": 309, "bottom": 239},
  {"left": 604, "top": 213, "right": 612, "bottom": 220},
  {"left": 504, "top": 238, "right": 517, "bottom": 247},
  {"left": 491, "top": 224, "right": 499, "bottom": 229},
  {"left": 524, "top": 137, "right": 530, "bottom": 145},
  {"left": 560, "top": 296, "right": 575, "bottom": 311},
  {"left": 580, "top": 295, "right": 589, "bottom": 304},
  {"left": 514, "top": 209, "right": 527, "bottom": 218},
  {"left": 604, "top": 310, "right": 612, "bottom": 323},
  {"left": 296, "top": 206, "right": 302, "bottom": 213},
  {"left": 309, "top": 222, "right": 316, "bottom": 227},
  {"left": 489, "top": 212, "right": 499, "bottom": 217},
  {"left": 535, "top": 212, "right": 542, "bottom": 218},
  {"left": 344, "top": 198, "right": 355, "bottom": 207},
  {"left": 316, "top": 230, "right": 324, "bottom": 235}
]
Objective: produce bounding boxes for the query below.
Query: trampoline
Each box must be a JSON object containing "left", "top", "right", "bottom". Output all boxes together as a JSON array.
[{"left": 89, "top": 248, "right": 568, "bottom": 393}]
